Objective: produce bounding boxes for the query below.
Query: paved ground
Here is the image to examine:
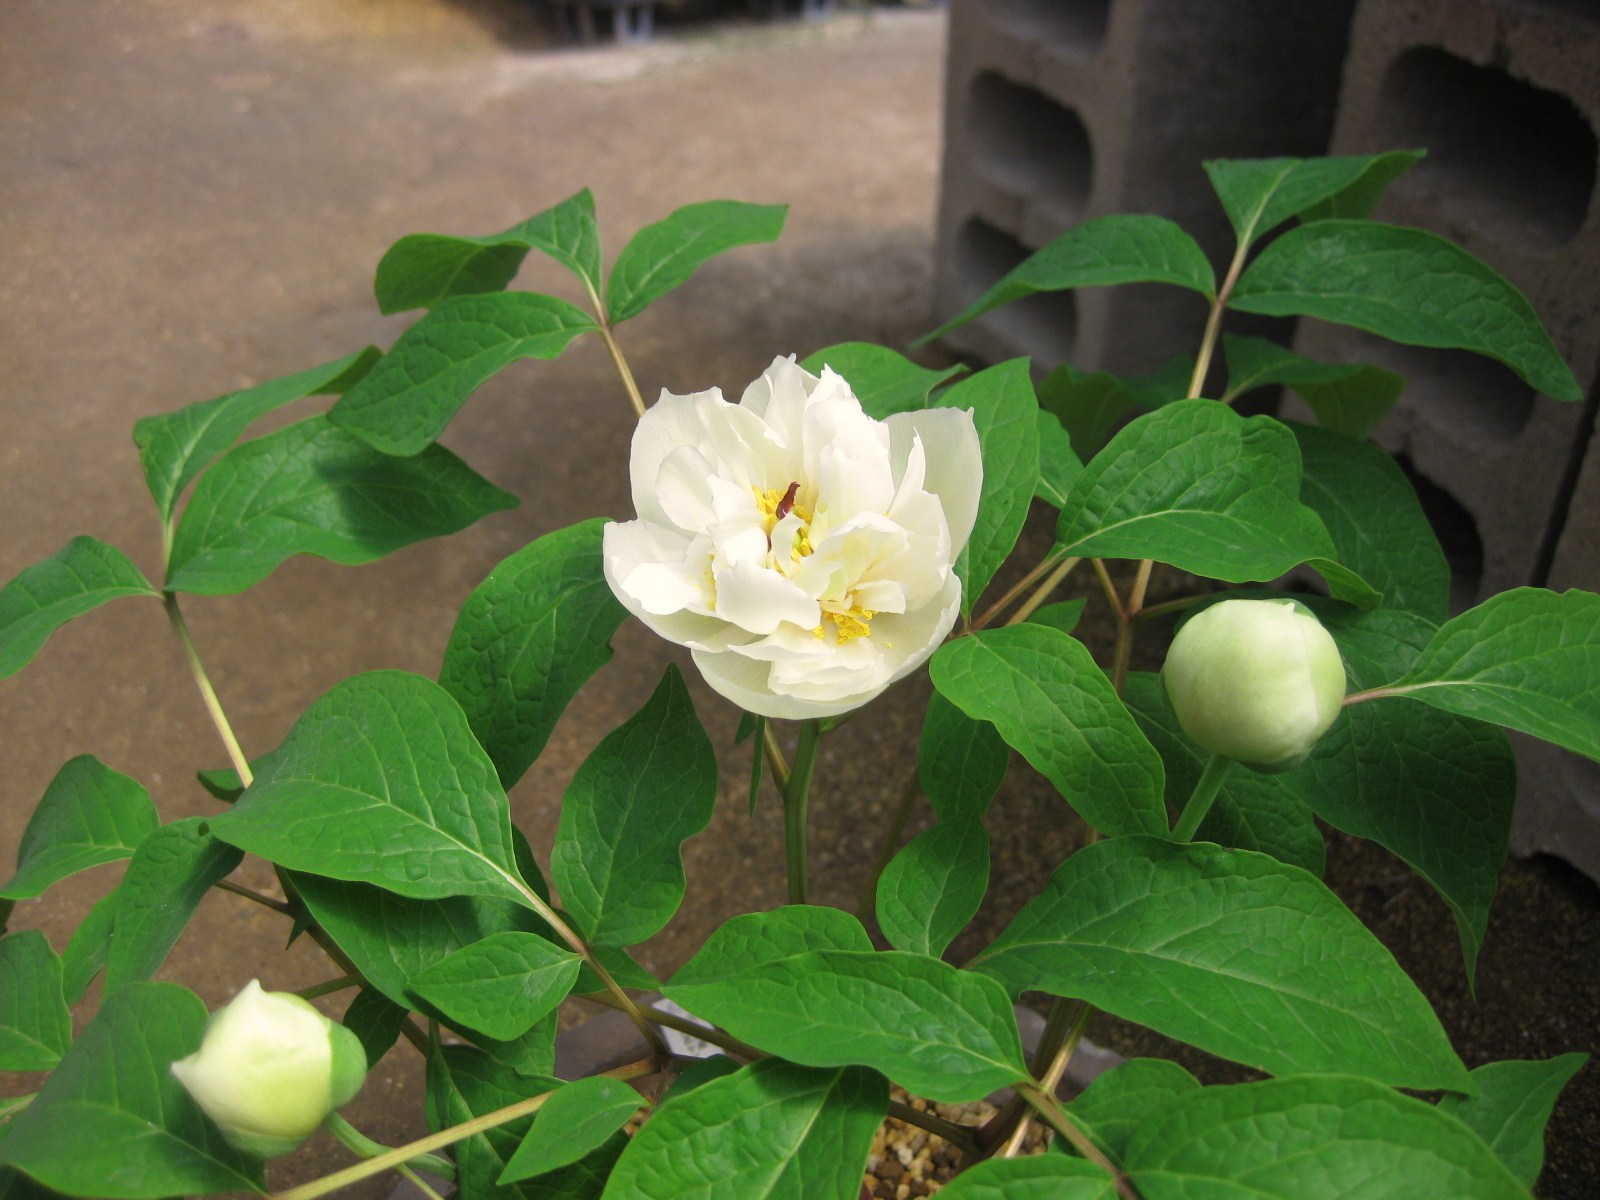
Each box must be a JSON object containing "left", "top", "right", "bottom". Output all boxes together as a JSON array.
[{"left": 0, "top": 2, "right": 1594, "bottom": 1196}]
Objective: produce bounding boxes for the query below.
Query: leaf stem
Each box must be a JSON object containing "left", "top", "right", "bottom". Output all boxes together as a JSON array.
[
  {"left": 1186, "top": 233, "right": 1252, "bottom": 400},
  {"left": 1016, "top": 1081, "right": 1140, "bottom": 1200},
  {"left": 1005, "top": 557, "right": 1083, "bottom": 627},
  {"left": 297, "top": 973, "right": 362, "bottom": 1001},
  {"left": 580, "top": 992, "right": 767, "bottom": 1061},
  {"left": 1091, "top": 559, "right": 1126, "bottom": 622},
  {"left": 784, "top": 719, "right": 825, "bottom": 906},
  {"left": 971, "top": 551, "right": 1068, "bottom": 631},
  {"left": 854, "top": 767, "right": 925, "bottom": 923},
  {"left": 212, "top": 878, "right": 294, "bottom": 915},
  {"left": 1001, "top": 1002, "right": 1092, "bottom": 1158},
  {"left": 1171, "top": 752, "right": 1233, "bottom": 842},
  {"left": 1131, "top": 593, "right": 1208, "bottom": 624},
  {"left": 598, "top": 321, "right": 647, "bottom": 419},
  {"left": 321, "top": 1112, "right": 456, "bottom": 1184},
  {"left": 163, "top": 592, "right": 252, "bottom": 786},
  {"left": 273, "top": 1059, "right": 655, "bottom": 1200}
]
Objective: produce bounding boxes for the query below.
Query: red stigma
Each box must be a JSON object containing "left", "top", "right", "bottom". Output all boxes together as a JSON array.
[{"left": 775, "top": 481, "right": 800, "bottom": 522}]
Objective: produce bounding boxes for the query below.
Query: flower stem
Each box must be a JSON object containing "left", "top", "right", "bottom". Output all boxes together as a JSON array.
[
  {"left": 321, "top": 1112, "right": 456, "bottom": 1184},
  {"left": 275, "top": 1060, "right": 655, "bottom": 1200},
  {"left": 783, "top": 719, "right": 824, "bottom": 905},
  {"left": 163, "top": 592, "right": 252, "bottom": 786},
  {"left": 762, "top": 721, "right": 793, "bottom": 792},
  {"left": 1171, "top": 752, "right": 1233, "bottom": 843}
]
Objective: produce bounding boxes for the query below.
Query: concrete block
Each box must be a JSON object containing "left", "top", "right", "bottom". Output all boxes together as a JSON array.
[{"left": 933, "top": 0, "right": 1358, "bottom": 374}]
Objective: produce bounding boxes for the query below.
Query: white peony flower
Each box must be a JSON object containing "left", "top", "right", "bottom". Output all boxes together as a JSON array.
[
  {"left": 603, "top": 355, "right": 982, "bottom": 719},
  {"left": 171, "top": 980, "right": 367, "bottom": 1158},
  {"left": 1161, "top": 598, "right": 1347, "bottom": 773}
]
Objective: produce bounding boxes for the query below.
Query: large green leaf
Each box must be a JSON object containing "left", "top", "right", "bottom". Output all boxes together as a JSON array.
[
  {"left": 0, "top": 931, "right": 71, "bottom": 1071},
  {"left": 499, "top": 1075, "right": 642, "bottom": 1184},
  {"left": 1437, "top": 1054, "right": 1588, "bottom": 1189},
  {"left": 132, "top": 347, "right": 379, "bottom": 521},
  {"left": 208, "top": 671, "right": 533, "bottom": 907},
  {"left": 1054, "top": 400, "right": 1344, "bottom": 588},
  {"left": 1066, "top": 1058, "right": 1201, "bottom": 1162},
  {"left": 970, "top": 836, "right": 1470, "bottom": 1091},
  {"left": 1125, "top": 1074, "right": 1527, "bottom": 1200},
  {"left": 1204, "top": 152, "right": 1422, "bottom": 243},
  {"left": 797, "top": 342, "right": 964, "bottom": 419},
  {"left": 665, "top": 946, "right": 1027, "bottom": 1102},
  {"left": 606, "top": 200, "right": 787, "bottom": 324},
  {"left": 666, "top": 907, "right": 874, "bottom": 988},
  {"left": 935, "top": 360, "right": 1040, "bottom": 614},
  {"left": 1231, "top": 221, "right": 1582, "bottom": 401},
  {"left": 1220, "top": 334, "right": 1403, "bottom": 439},
  {"left": 0, "top": 537, "right": 157, "bottom": 680},
  {"left": 0, "top": 983, "right": 265, "bottom": 1198},
  {"left": 922, "top": 215, "right": 1215, "bottom": 343},
  {"left": 440, "top": 520, "right": 627, "bottom": 789},
  {"left": 1292, "top": 421, "right": 1449, "bottom": 622},
  {"left": 1373, "top": 588, "right": 1600, "bottom": 761},
  {"left": 929, "top": 626, "right": 1167, "bottom": 838},
  {"left": 1035, "top": 408, "right": 1085, "bottom": 508},
  {"left": 1036, "top": 356, "right": 1193, "bottom": 461},
  {"left": 60, "top": 887, "right": 119, "bottom": 1003},
  {"left": 917, "top": 690, "right": 1008, "bottom": 822},
  {"left": 164, "top": 415, "right": 516, "bottom": 594},
  {"left": 875, "top": 815, "right": 989, "bottom": 958},
  {"left": 331, "top": 291, "right": 597, "bottom": 455},
  {"left": 1123, "top": 672, "right": 1324, "bottom": 873},
  {"left": 374, "top": 189, "right": 604, "bottom": 314},
  {"left": 550, "top": 665, "right": 717, "bottom": 948},
  {"left": 103, "top": 818, "right": 242, "bottom": 993},
  {"left": 934, "top": 1157, "right": 1116, "bottom": 1200},
  {"left": 410, "top": 932, "right": 582, "bottom": 1042},
  {"left": 602, "top": 1059, "right": 885, "bottom": 1200},
  {"left": 1, "top": 756, "right": 158, "bottom": 900}
]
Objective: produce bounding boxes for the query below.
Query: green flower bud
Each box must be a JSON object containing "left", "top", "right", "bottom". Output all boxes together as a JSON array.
[
  {"left": 1161, "top": 598, "right": 1346, "bottom": 773},
  {"left": 171, "top": 980, "right": 367, "bottom": 1158}
]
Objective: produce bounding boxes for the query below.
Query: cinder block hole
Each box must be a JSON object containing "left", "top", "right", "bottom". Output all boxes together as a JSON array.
[
  {"left": 980, "top": 0, "right": 1109, "bottom": 52},
  {"left": 1378, "top": 47, "right": 1596, "bottom": 248},
  {"left": 1354, "top": 336, "right": 1537, "bottom": 442},
  {"left": 955, "top": 217, "right": 1077, "bottom": 364},
  {"left": 1394, "top": 451, "right": 1483, "bottom": 612},
  {"left": 967, "top": 72, "right": 1092, "bottom": 222}
]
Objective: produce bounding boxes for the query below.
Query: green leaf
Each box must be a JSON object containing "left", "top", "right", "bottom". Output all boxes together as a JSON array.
[
  {"left": 876, "top": 815, "right": 989, "bottom": 958},
  {"left": 606, "top": 200, "right": 787, "bottom": 324},
  {"left": 665, "top": 948, "right": 1027, "bottom": 1102},
  {"left": 1, "top": 756, "right": 158, "bottom": 900},
  {"left": 411, "top": 932, "right": 581, "bottom": 1042},
  {"left": 0, "top": 932, "right": 71, "bottom": 1071},
  {"left": 1291, "top": 422, "right": 1449, "bottom": 621},
  {"left": 550, "top": 665, "right": 717, "bottom": 947},
  {"left": 440, "top": 519, "right": 627, "bottom": 789},
  {"left": 797, "top": 342, "right": 965, "bottom": 419},
  {"left": 1220, "top": 334, "right": 1403, "bottom": 439},
  {"left": 1297, "top": 151, "right": 1426, "bottom": 222},
  {"left": 1125, "top": 1074, "right": 1527, "bottom": 1200},
  {"left": 917, "top": 690, "right": 1009, "bottom": 822},
  {"left": 1036, "top": 356, "right": 1194, "bottom": 462},
  {"left": 374, "top": 189, "right": 603, "bottom": 314},
  {"left": 1232, "top": 221, "right": 1582, "bottom": 401},
  {"left": 934, "top": 1157, "right": 1116, "bottom": 1200},
  {"left": 1035, "top": 408, "right": 1085, "bottom": 508},
  {"left": 936, "top": 360, "right": 1040, "bottom": 615},
  {"left": 1027, "top": 597, "right": 1087, "bottom": 634},
  {"left": 0, "top": 982, "right": 265, "bottom": 1197},
  {"left": 164, "top": 415, "right": 516, "bottom": 594},
  {"left": 667, "top": 906, "right": 874, "bottom": 991},
  {"left": 1381, "top": 587, "right": 1600, "bottom": 761},
  {"left": 970, "top": 836, "right": 1471, "bottom": 1091},
  {"left": 929, "top": 626, "right": 1167, "bottom": 838},
  {"left": 603, "top": 1059, "right": 885, "bottom": 1200},
  {"left": 499, "top": 1075, "right": 641, "bottom": 1184},
  {"left": 60, "top": 887, "right": 119, "bottom": 1003},
  {"left": 922, "top": 215, "right": 1216, "bottom": 343},
  {"left": 103, "top": 818, "right": 242, "bottom": 993},
  {"left": 0, "top": 537, "right": 157, "bottom": 680},
  {"left": 331, "top": 292, "right": 597, "bottom": 455},
  {"left": 343, "top": 987, "right": 409, "bottom": 1068},
  {"left": 1205, "top": 152, "right": 1423, "bottom": 243},
  {"left": 1054, "top": 400, "right": 1342, "bottom": 586},
  {"left": 1067, "top": 1058, "right": 1201, "bottom": 1161},
  {"left": 1123, "top": 672, "right": 1324, "bottom": 873},
  {"left": 132, "top": 347, "right": 380, "bottom": 521},
  {"left": 208, "top": 671, "right": 533, "bottom": 906},
  {"left": 1437, "top": 1054, "right": 1588, "bottom": 1189}
]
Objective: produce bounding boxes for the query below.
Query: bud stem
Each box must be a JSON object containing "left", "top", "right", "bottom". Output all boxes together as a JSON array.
[
  {"left": 1171, "top": 752, "right": 1233, "bottom": 843},
  {"left": 321, "top": 1112, "right": 456, "bottom": 1184}
]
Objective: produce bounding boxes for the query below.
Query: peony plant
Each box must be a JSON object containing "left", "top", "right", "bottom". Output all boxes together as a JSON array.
[{"left": 0, "top": 156, "right": 1595, "bottom": 1200}]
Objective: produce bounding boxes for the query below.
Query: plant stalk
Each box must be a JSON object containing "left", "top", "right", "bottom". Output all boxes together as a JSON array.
[
  {"left": 1171, "top": 752, "right": 1233, "bottom": 843},
  {"left": 1016, "top": 1081, "right": 1141, "bottom": 1200},
  {"left": 1005, "top": 557, "right": 1082, "bottom": 626},
  {"left": 321, "top": 1112, "right": 456, "bottom": 1184},
  {"left": 783, "top": 719, "right": 824, "bottom": 905},
  {"left": 163, "top": 592, "right": 252, "bottom": 786},
  {"left": 1186, "top": 232, "right": 1252, "bottom": 400},
  {"left": 598, "top": 321, "right": 647, "bottom": 419},
  {"left": 971, "top": 551, "right": 1067, "bottom": 630}
]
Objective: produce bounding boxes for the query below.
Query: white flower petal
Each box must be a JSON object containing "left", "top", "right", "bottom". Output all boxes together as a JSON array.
[
  {"left": 630, "top": 389, "right": 720, "bottom": 527},
  {"left": 714, "top": 559, "right": 821, "bottom": 635},
  {"left": 694, "top": 647, "right": 871, "bottom": 720},
  {"left": 888, "top": 407, "right": 982, "bottom": 554},
  {"left": 654, "top": 445, "right": 718, "bottom": 533}
]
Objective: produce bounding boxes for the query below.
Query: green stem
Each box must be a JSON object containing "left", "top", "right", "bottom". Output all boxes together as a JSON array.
[
  {"left": 276, "top": 1060, "right": 655, "bottom": 1200},
  {"left": 212, "top": 878, "right": 293, "bottom": 915},
  {"left": 1017, "top": 1082, "right": 1141, "bottom": 1200},
  {"left": 1131, "top": 593, "right": 1208, "bottom": 624},
  {"left": 1171, "top": 753, "right": 1233, "bottom": 842},
  {"left": 971, "top": 550, "right": 1067, "bottom": 630},
  {"left": 598, "top": 320, "right": 647, "bottom": 419},
  {"left": 783, "top": 720, "right": 824, "bottom": 905},
  {"left": 1186, "top": 233, "right": 1251, "bottom": 400},
  {"left": 321, "top": 1112, "right": 456, "bottom": 1184},
  {"left": 163, "top": 592, "right": 253, "bottom": 786},
  {"left": 1005, "top": 557, "right": 1082, "bottom": 626},
  {"left": 297, "top": 973, "right": 362, "bottom": 1001}
]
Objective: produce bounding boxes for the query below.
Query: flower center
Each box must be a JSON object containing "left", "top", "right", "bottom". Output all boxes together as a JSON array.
[
  {"left": 755, "top": 482, "right": 814, "bottom": 563},
  {"left": 820, "top": 604, "right": 876, "bottom": 644}
]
